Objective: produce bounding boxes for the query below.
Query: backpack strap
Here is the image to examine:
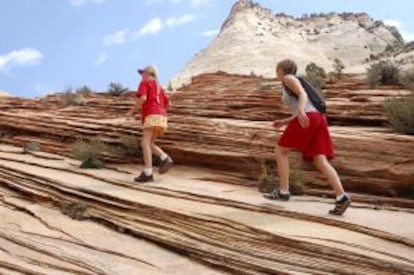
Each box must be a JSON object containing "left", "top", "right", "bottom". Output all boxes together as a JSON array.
[{"left": 282, "top": 76, "right": 299, "bottom": 98}]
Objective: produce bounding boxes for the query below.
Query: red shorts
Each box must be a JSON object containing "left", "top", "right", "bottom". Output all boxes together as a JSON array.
[{"left": 278, "top": 112, "right": 334, "bottom": 161}]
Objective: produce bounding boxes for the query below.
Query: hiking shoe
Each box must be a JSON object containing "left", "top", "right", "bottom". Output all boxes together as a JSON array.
[
  {"left": 329, "top": 194, "right": 352, "bottom": 216},
  {"left": 159, "top": 157, "right": 173, "bottom": 174},
  {"left": 134, "top": 172, "right": 154, "bottom": 183},
  {"left": 263, "top": 188, "right": 290, "bottom": 201}
]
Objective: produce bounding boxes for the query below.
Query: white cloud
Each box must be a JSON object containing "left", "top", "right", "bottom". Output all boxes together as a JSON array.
[
  {"left": 145, "top": 0, "right": 211, "bottom": 8},
  {"left": 145, "top": 0, "right": 181, "bottom": 5},
  {"left": 165, "top": 14, "right": 195, "bottom": 28},
  {"left": 69, "top": 0, "right": 104, "bottom": 7},
  {"left": 136, "top": 17, "right": 163, "bottom": 36},
  {"left": 384, "top": 19, "right": 414, "bottom": 42},
  {"left": 94, "top": 52, "right": 108, "bottom": 66},
  {"left": 190, "top": 0, "right": 211, "bottom": 8},
  {"left": 0, "top": 48, "right": 43, "bottom": 73},
  {"left": 135, "top": 15, "right": 195, "bottom": 37},
  {"left": 103, "top": 29, "right": 129, "bottom": 46},
  {"left": 201, "top": 29, "right": 219, "bottom": 37}
]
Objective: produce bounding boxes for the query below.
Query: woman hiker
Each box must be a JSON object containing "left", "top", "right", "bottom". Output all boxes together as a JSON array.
[
  {"left": 126, "top": 65, "right": 173, "bottom": 183},
  {"left": 264, "top": 59, "right": 351, "bottom": 216}
]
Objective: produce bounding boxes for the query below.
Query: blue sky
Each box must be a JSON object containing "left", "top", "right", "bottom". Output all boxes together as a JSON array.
[{"left": 1, "top": 0, "right": 413, "bottom": 97}]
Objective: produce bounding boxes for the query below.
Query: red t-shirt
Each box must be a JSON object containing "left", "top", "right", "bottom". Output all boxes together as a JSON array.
[{"left": 136, "top": 79, "right": 169, "bottom": 122}]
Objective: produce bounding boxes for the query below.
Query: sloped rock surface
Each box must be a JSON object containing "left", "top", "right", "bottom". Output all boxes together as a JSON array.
[{"left": 0, "top": 146, "right": 413, "bottom": 274}]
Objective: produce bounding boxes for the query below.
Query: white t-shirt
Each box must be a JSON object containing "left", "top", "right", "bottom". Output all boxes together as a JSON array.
[{"left": 281, "top": 86, "right": 319, "bottom": 116}]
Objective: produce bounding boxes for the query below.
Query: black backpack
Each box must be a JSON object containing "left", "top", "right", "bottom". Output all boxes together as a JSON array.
[{"left": 283, "top": 76, "right": 326, "bottom": 113}]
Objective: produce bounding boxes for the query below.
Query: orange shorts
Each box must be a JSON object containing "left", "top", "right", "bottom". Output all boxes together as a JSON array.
[{"left": 142, "top": 114, "right": 168, "bottom": 136}]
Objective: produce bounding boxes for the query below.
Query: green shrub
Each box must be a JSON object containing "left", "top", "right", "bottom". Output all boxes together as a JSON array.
[
  {"left": 80, "top": 158, "right": 104, "bottom": 169},
  {"left": 60, "top": 202, "right": 88, "bottom": 220},
  {"left": 257, "top": 161, "right": 277, "bottom": 193},
  {"left": 108, "top": 82, "right": 128, "bottom": 96},
  {"left": 333, "top": 58, "right": 345, "bottom": 79},
  {"left": 257, "top": 155, "right": 304, "bottom": 196},
  {"left": 384, "top": 94, "right": 414, "bottom": 135},
  {"left": 76, "top": 85, "right": 93, "bottom": 97},
  {"left": 305, "top": 62, "right": 326, "bottom": 78},
  {"left": 399, "top": 69, "right": 414, "bottom": 91},
  {"left": 24, "top": 141, "right": 41, "bottom": 153},
  {"left": 366, "top": 61, "right": 400, "bottom": 88},
  {"left": 305, "top": 62, "right": 326, "bottom": 92},
  {"left": 289, "top": 153, "right": 305, "bottom": 196},
  {"left": 385, "top": 44, "right": 393, "bottom": 52},
  {"left": 167, "top": 82, "right": 174, "bottom": 92},
  {"left": 118, "top": 135, "right": 141, "bottom": 157},
  {"left": 61, "top": 89, "right": 87, "bottom": 106},
  {"left": 71, "top": 139, "right": 109, "bottom": 169},
  {"left": 405, "top": 186, "right": 414, "bottom": 200}
]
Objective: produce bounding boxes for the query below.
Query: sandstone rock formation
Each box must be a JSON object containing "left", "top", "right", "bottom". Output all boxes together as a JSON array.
[
  {"left": 0, "top": 91, "right": 10, "bottom": 97},
  {"left": 172, "top": 0, "right": 407, "bottom": 88},
  {"left": 1, "top": 145, "right": 414, "bottom": 274},
  {"left": 1, "top": 73, "right": 414, "bottom": 273},
  {"left": 0, "top": 73, "right": 413, "bottom": 204}
]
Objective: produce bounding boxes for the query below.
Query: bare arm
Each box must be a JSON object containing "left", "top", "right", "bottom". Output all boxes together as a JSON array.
[
  {"left": 126, "top": 96, "right": 146, "bottom": 116},
  {"left": 282, "top": 75, "right": 310, "bottom": 128},
  {"left": 283, "top": 75, "right": 308, "bottom": 114}
]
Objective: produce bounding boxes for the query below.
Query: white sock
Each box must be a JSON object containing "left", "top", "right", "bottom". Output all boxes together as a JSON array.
[
  {"left": 336, "top": 193, "right": 347, "bottom": 201},
  {"left": 160, "top": 153, "right": 168, "bottom": 161},
  {"left": 280, "top": 189, "right": 290, "bottom": 195},
  {"left": 144, "top": 168, "right": 153, "bottom": 176}
]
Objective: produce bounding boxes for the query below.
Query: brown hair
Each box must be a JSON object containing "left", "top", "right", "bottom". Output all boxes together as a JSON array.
[{"left": 276, "top": 59, "right": 298, "bottom": 75}]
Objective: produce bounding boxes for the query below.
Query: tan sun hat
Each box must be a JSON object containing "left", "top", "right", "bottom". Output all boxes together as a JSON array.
[{"left": 137, "top": 65, "right": 158, "bottom": 78}]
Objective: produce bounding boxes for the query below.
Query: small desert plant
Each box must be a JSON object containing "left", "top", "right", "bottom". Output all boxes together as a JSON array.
[
  {"left": 333, "top": 58, "right": 345, "bottom": 79},
  {"left": 76, "top": 85, "right": 93, "bottom": 97},
  {"left": 366, "top": 61, "right": 400, "bottom": 88},
  {"left": 115, "top": 135, "right": 141, "bottom": 157},
  {"left": 384, "top": 94, "right": 414, "bottom": 135},
  {"left": 71, "top": 139, "right": 109, "bottom": 169},
  {"left": 399, "top": 69, "right": 414, "bottom": 91},
  {"left": 385, "top": 44, "right": 393, "bottom": 52},
  {"left": 23, "top": 141, "right": 41, "bottom": 153},
  {"left": 60, "top": 202, "right": 88, "bottom": 220},
  {"left": 61, "top": 88, "right": 87, "bottom": 106},
  {"left": 257, "top": 156, "right": 304, "bottom": 196},
  {"left": 289, "top": 153, "right": 305, "bottom": 195},
  {"left": 257, "top": 161, "right": 277, "bottom": 193},
  {"left": 404, "top": 186, "right": 414, "bottom": 200},
  {"left": 306, "top": 62, "right": 326, "bottom": 79},
  {"left": 305, "top": 62, "right": 326, "bottom": 92},
  {"left": 167, "top": 82, "right": 174, "bottom": 92},
  {"left": 108, "top": 82, "right": 128, "bottom": 96}
]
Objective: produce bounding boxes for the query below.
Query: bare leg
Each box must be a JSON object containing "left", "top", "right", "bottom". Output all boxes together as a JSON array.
[
  {"left": 313, "top": 155, "right": 345, "bottom": 196},
  {"left": 141, "top": 128, "right": 153, "bottom": 169},
  {"left": 150, "top": 134, "right": 165, "bottom": 157},
  {"left": 275, "top": 145, "right": 291, "bottom": 193}
]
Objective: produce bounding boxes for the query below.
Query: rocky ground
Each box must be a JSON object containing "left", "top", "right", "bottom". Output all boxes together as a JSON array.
[
  {"left": 0, "top": 73, "right": 413, "bottom": 274},
  {"left": 0, "top": 145, "right": 413, "bottom": 274}
]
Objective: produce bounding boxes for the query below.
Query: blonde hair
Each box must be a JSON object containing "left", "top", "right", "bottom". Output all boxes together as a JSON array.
[
  {"left": 276, "top": 59, "right": 298, "bottom": 75},
  {"left": 143, "top": 65, "right": 161, "bottom": 103}
]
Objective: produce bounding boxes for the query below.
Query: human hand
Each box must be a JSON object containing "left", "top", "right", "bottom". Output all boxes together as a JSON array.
[
  {"left": 298, "top": 111, "right": 310, "bottom": 128},
  {"left": 273, "top": 119, "right": 287, "bottom": 129}
]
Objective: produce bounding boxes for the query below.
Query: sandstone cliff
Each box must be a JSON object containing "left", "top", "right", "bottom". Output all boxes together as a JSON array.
[{"left": 172, "top": 0, "right": 406, "bottom": 88}]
